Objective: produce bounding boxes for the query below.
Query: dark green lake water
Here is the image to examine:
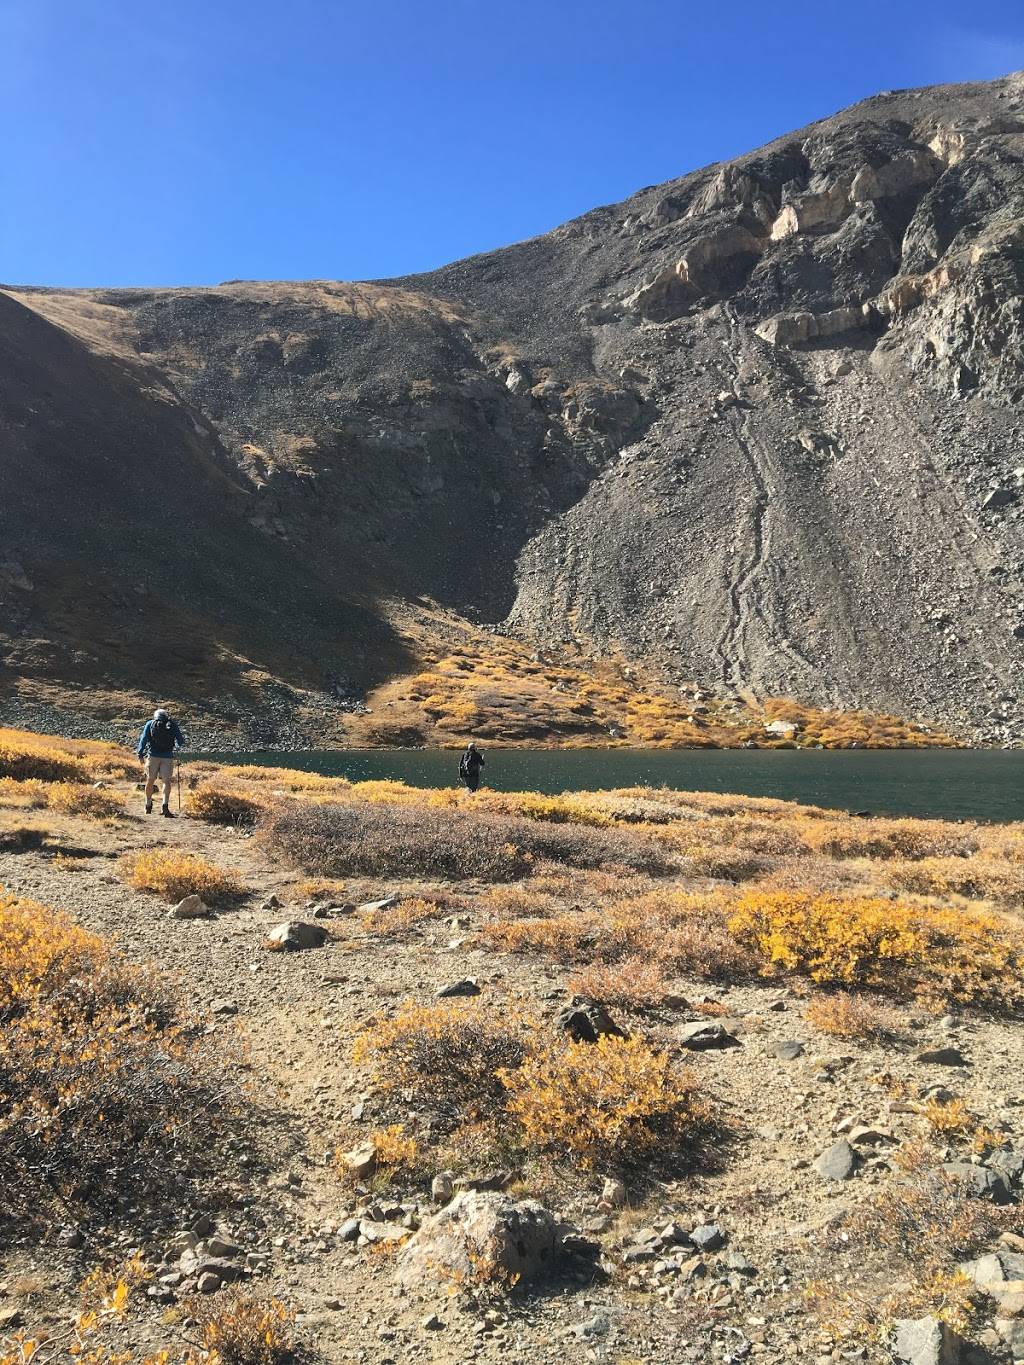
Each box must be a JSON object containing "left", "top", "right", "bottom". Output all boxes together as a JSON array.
[{"left": 205, "top": 748, "right": 1024, "bottom": 823}]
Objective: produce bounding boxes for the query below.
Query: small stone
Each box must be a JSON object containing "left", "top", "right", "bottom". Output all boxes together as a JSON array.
[
  {"left": 690, "top": 1223, "right": 726, "bottom": 1251},
  {"left": 196, "top": 1272, "right": 221, "bottom": 1294},
  {"left": 421, "top": 1314, "right": 445, "bottom": 1331},
  {"left": 169, "top": 894, "right": 210, "bottom": 920},
  {"left": 435, "top": 979, "right": 480, "bottom": 998},
  {"left": 774, "top": 1040, "right": 805, "bottom": 1061},
  {"left": 338, "top": 1218, "right": 360, "bottom": 1242},
  {"left": 814, "top": 1139, "right": 859, "bottom": 1182},
  {"left": 679, "top": 1021, "right": 740, "bottom": 1050},
  {"left": 846, "top": 1125, "right": 897, "bottom": 1148}
]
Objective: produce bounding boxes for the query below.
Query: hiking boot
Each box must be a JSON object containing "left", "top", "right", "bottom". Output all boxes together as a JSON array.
[
  {"left": 145, "top": 801, "right": 153, "bottom": 814},
  {"left": 161, "top": 806, "right": 176, "bottom": 818}
]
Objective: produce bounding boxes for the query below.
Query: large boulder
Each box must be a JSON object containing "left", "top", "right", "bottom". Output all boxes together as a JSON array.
[
  {"left": 893, "top": 1316, "right": 961, "bottom": 1365},
  {"left": 396, "top": 1191, "right": 563, "bottom": 1292}
]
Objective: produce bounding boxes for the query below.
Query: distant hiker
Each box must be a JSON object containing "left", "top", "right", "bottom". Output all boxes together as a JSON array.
[
  {"left": 137, "top": 708, "right": 185, "bottom": 817},
  {"left": 459, "top": 741, "right": 485, "bottom": 793}
]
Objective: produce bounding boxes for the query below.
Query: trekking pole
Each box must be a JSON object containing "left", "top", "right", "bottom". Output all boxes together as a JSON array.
[{"left": 177, "top": 755, "right": 182, "bottom": 814}]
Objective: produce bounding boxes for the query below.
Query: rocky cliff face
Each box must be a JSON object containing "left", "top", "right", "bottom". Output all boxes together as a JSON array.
[{"left": 2, "top": 72, "right": 1023, "bottom": 743}]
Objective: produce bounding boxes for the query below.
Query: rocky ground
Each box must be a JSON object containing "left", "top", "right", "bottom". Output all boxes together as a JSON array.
[{"left": 1, "top": 748, "right": 1023, "bottom": 1364}]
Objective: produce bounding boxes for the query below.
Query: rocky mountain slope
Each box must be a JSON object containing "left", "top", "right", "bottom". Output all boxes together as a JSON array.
[{"left": 2, "top": 71, "right": 1023, "bottom": 744}]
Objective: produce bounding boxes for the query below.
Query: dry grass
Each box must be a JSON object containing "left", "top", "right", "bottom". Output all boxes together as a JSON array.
[
  {"left": 43, "top": 782, "right": 126, "bottom": 819},
  {"left": 120, "top": 848, "right": 244, "bottom": 904},
  {"left": 803, "top": 991, "right": 898, "bottom": 1040}
]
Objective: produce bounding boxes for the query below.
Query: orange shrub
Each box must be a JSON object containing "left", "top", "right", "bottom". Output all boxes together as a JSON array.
[
  {"left": 44, "top": 782, "right": 126, "bottom": 819},
  {"left": 804, "top": 991, "right": 896, "bottom": 1040}
]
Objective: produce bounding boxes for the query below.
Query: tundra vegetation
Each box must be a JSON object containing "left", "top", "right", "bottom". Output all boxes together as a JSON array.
[{"left": 0, "top": 725, "right": 1021, "bottom": 1361}]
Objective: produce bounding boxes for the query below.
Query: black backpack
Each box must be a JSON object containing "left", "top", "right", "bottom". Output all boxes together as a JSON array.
[{"left": 151, "top": 715, "right": 174, "bottom": 750}]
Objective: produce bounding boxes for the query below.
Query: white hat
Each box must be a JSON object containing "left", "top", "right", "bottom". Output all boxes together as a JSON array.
[{"left": 154, "top": 708, "right": 169, "bottom": 719}]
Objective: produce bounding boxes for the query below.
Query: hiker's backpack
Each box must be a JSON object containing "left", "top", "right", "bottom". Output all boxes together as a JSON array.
[{"left": 151, "top": 716, "right": 174, "bottom": 751}]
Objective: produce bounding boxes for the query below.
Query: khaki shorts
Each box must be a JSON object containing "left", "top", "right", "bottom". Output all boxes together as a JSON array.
[{"left": 147, "top": 755, "right": 174, "bottom": 781}]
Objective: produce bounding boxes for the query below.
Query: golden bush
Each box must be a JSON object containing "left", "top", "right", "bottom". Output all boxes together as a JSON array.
[
  {"left": 0, "top": 738, "right": 90, "bottom": 783},
  {"left": 888, "top": 855, "right": 1024, "bottom": 909},
  {"left": 500, "top": 1035, "right": 711, "bottom": 1170},
  {"left": 0, "top": 889, "right": 109, "bottom": 1012},
  {"left": 728, "top": 889, "right": 1024, "bottom": 1009},
  {"left": 0, "top": 777, "right": 48, "bottom": 808},
  {"left": 184, "top": 781, "right": 269, "bottom": 825},
  {"left": 120, "top": 848, "right": 244, "bottom": 903},
  {"left": 44, "top": 782, "right": 126, "bottom": 819},
  {"left": 923, "top": 1098, "right": 974, "bottom": 1135}
]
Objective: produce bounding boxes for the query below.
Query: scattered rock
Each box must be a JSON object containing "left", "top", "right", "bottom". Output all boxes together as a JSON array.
[
  {"left": 264, "top": 921, "right": 329, "bottom": 951},
  {"left": 210, "top": 999, "right": 238, "bottom": 1017},
  {"left": 421, "top": 1313, "right": 445, "bottom": 1331},
  {"left": 435, "top": 978, "right": 480, "bottom": 998},
  {"left": 814, "top": 1138, "right": 859, "bottom": 1182},
  {"left": 169, "top": 894, "right": 211, "bottom": 920},
  {"left": 846, "top": 1124, "right": 897, "bottom": 1148},
  {"left": 774, "top": 1040, "right": 805, "bottom": 1061},
  {"left": 196, "top": 1272, "right": 221, "bottom": 1294},
  {"left": 679, "top": 1021, "right": 740, "bottom": 1050},
  {"left": 397, "top": 1191, "right": 564, "bottom": 1292},
  {"left": 357, "top": 894, "right": 401, "bottom": 913},
  {"left": 555, "top": 997, "right": 627, "bottom": 1043}
]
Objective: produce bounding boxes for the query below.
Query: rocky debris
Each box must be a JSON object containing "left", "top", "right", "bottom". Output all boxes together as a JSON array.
[
  {"left": 157, "top": 1226, "right": 255, "bottom": 1297},
  {"left": 210, "top": 998, "right": 238, "bottom": 1017},
  {"left": 893, "top": 1315, "right": 961, "bottom": 1365},
  {"left": 435, "top": 977, "right": 481, "bottom": 998},
  {"left": 431, "top": 1172, "right": 454, "bottom": 1204},
  {"left": 679, "top": 1020, "right": 741, "bottom": 1050},
  {"left": 995, "top": 1318, "right": 1024, "bottom": 1360},
  {"left": 555, "top": 997, "right": 627, "bottom": 1042},
  {"left": 264, "top": 921, "right": 329, "bottom": 951},
  {"left": 168, "top": 894, "right": 211, "bottom": 920},
  {"left": 814, "top": 1139, "right": 859, "bottom": 1182},
  {"left": 396, "top": 1192, "right": 569, "bottom": 1292}
]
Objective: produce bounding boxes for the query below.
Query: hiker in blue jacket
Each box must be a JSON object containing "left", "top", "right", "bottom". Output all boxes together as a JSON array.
[{"left": 137, "top": 708, "right": 185, "bottom": 816}]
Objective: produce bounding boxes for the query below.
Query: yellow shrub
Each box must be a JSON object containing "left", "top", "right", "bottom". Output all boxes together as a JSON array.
[
  {"left": 185, "top": 781, "right": 269, "bottom": 825},
  {"left": 120, "top": 849, "right": 243, "bottom": 903},
  {"left": 728, "top": 890, "right": 1024, "bottom": 1009},
  {"left": 44, "top": 783, "right": 126, "bottom": 819},
  {"left": 0, "top": 889, "right": 109, "bottom": 1012},
  {"left": 924, "top": 1098, "right": 973, "bottom": 1136},
  {"left": 366, "top": 1123, "right": 420, "bottom": 1173},
  {"left": 0, "top": 778, "right": 48, "bottom": 808},
  {"left": 0, "top": 739, "right": 90, "bottom": 783},
  {"left": 500, "top": 1035, "right": 711, "bottom": 1170},
  {"left": 888, "top": 856, "right": 1024, "bottom": 909}
]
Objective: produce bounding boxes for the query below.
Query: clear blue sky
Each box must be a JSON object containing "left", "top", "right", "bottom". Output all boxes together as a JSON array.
[{"left": 3, "top": 0, "right": 1023, "bottom": 287}]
